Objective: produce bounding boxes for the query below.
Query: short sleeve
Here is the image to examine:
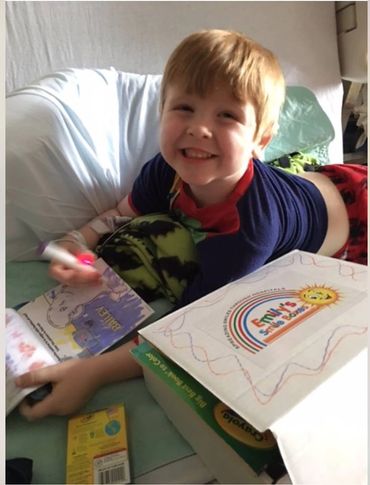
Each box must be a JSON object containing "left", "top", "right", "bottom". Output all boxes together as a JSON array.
[
  {"left": 129, "top": 153, "right": 176, "bottom": 214},
  {"left": 177, "top": 229, "right": 277, "bottom": 308}
]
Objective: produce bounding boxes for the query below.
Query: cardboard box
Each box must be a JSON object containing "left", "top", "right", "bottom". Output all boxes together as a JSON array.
[
  {"left": 139, "top": 251, "right": 368, "bottom": 484},
  {"left": 66, "top": 404, "right": 130, "bottom": 484}
]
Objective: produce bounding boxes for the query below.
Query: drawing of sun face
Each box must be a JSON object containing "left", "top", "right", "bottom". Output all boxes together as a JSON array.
[{"left": 299, "top": 285, "right": 339, "bottom": 306}]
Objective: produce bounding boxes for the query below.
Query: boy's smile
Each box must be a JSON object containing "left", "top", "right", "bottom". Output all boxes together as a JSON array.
[
  {"left": 181, "top": 148, "right": 216, "bottom": 160},
  {"left": 159, "top": 83, "right": 269, "bottom": 206}
]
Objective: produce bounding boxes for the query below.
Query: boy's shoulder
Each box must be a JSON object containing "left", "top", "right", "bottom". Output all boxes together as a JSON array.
[
  {"left": 252, "top": 158, "right": 310, "bottom": 185},
  {"left": 243, "top": 159, "right": 323, "bottom": 206},
  {"left": 133, "top": 152, "right": 176, "bottom": 195},
  {"left": 144, "top": 152, "right": 176, "bottom": 176}
]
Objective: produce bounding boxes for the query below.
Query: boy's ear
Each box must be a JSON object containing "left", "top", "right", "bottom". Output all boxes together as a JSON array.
[{"left": 252, "top": 132, "right": 273, "bottom": 159}]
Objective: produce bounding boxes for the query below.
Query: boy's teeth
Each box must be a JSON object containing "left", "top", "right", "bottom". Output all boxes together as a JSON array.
[{"left": 184, "top": 149, "right": 212, "bottom": 159}]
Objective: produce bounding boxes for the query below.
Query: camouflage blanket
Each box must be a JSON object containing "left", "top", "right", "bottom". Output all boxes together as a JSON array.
[{"left": 96, "top": 213, "right": 199, "bottom": 305}]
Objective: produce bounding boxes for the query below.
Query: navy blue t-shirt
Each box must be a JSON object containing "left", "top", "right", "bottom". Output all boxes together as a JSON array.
[{"left": 129, "top": 153, "right": 327, "bottom": 306}]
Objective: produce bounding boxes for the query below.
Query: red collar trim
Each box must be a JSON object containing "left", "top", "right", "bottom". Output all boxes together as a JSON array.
[
  {"left": 176, "top": 159, "right": 254, "bottom": 212},
  {"left": 227, "top": 158, "right": 254, "bottom": 203}
]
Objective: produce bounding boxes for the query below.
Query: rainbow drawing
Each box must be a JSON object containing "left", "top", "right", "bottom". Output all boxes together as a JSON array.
[{"left": 225, "top": 286, "right": 339, "bottom": 354}]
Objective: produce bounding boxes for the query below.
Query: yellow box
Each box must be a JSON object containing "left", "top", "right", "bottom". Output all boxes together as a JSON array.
[{"left": 66, "top": 404, "right": 130, "bottom": 484}]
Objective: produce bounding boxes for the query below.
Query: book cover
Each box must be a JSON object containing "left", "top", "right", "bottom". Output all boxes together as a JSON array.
[
  {"left": 139, "top": 250, "right": 368, "bottom": 432},
  {"left": 66, "top": 403, "right": 130, "bottom": 484},
  {"left": 6, "top": 258, "right": 154, "bottom": 414},
  {"left": 131, "top": 341, "right": 288, "bottom": 484}
]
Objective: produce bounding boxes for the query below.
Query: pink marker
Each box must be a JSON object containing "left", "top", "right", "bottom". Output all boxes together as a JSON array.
[{"left": 37, "top": 241, "right": 97, "bottom": 270}]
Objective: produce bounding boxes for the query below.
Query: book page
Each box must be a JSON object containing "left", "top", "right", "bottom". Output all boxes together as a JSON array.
[
  {"left": 6, "top": 308, "right": 57, "bottom": 414},
  {"left": 17, "top": 259, "right": 154, "bottom": 361},
  {"left": 140, "top": 251, "right": 368, "bottom": 431}
]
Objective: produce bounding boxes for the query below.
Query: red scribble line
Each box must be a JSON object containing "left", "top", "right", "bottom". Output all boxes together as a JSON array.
[
  {"left": 264, "top": 326, "right": 367, "bottom": 404},
  {"left": 163, "top": 325, "right": 367, "bottom": 405},
  {"left": 296, "top": 253, "right": 366, "bottom": 280},
  {"left": 251, "top": 252, "right": 366, "bottom": 282}
]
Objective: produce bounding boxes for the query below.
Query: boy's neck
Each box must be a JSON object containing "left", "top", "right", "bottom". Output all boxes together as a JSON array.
[
  {"left": 186, "top": 176, "right": 241, "bottom": 208},
  {"left": 186, "top": 185, "right": 230, "bottom": 208},
  {"left": 184, "top": 161, "right": 254, "bottom": 208}
]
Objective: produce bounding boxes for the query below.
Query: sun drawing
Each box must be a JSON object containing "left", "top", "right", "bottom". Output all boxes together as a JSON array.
[{"left": 298, "top": 284, "right": 340, "bottom": 306}]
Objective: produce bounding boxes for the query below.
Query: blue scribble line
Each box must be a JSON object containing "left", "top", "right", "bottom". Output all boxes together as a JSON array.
[{"left": 157, "top": 323, "right": 366, "bottom": 404}]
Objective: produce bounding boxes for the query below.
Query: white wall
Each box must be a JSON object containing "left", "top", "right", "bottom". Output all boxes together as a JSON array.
[{"left": 6, "top": 1, "right": 340, "bottom": 93}]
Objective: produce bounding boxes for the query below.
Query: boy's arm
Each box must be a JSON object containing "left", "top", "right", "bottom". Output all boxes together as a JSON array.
[
  {"left": 70, "top": 195, "right": 137, "bottom": 250},
  {"left": 16, "top": 340, "right": 142, "bottom": 420},
  {"left": 49, "top": 195, "right": 137, "bottom": 285}
]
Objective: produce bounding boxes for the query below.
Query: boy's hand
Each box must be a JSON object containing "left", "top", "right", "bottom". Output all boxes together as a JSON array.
[
  {"left": 48, "top": 240, "right": 101, "bottom": 286},
  {"left": 15, "top": 341, "right": 142, "bottom": 420},
  {"left": 16, "top": 358, "right": 101, "bottom": 420}
]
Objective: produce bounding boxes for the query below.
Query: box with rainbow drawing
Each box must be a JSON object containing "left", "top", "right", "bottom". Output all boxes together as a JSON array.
[{"left": 136, "top": 250, "right": 368, "bottom": 484}]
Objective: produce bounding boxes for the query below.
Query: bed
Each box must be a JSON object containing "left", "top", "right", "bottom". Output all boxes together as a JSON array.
[{"left": 6, "top": 2, "right": 354, "bottom": 484}]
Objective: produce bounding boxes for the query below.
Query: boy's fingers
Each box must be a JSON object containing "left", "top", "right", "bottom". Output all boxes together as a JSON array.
[
  {"left": 49, "top": 264, "right": 101, "bottom": 286},
  {"left": 18, "top": 396, "right": 55, "bottom": 421},
  {"left": 15, "top": 365, "right": 57, "bottom": 388},
  {"left": 49, "top": 264, "right": 74, "bottom": 282},
  {"left": 70, "top": 269, "right": 102, "bottom": 286}
]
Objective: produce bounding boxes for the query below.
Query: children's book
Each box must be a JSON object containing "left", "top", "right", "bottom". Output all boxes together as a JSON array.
[
  {"left": 139, "top": 250, "right": 368, "bottom": 432},
  {"left": 131, "top": 341, "right": 289, "bottom": 484},
  {"left": 6, "top": 258, "right": 154, "bottom": 415}
]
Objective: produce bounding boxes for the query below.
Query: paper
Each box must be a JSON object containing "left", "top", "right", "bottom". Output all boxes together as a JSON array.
[
  {"left": 270, "top": 349, "right": 367, "bottom": 485},
  {"left": 140, "top": 250, "right": 368, "bottom": 431}
]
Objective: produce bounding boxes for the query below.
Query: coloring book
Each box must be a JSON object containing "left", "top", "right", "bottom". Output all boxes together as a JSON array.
[
  {"left": 6, "top": 259, "right": 153, "bottom": 414},
  {"left": 140, "top": 250, "right": 368, "bottom": 432}
]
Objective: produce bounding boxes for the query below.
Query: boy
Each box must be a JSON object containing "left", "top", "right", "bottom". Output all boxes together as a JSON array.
[{"left": 16, "top": 29, "right": 367, "bottom": 420}]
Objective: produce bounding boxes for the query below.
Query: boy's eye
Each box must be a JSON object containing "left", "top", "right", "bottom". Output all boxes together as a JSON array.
[
  {"left": 220, "top": 111, "right": 237, "bottom": 120},
  {"left": 174, "top": 104, "right": 193, "bottom": 112}
]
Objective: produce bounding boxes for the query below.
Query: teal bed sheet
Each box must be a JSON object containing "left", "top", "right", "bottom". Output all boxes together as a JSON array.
[{"left": 6, "top": 261, "right": 198, "bottom": 483}]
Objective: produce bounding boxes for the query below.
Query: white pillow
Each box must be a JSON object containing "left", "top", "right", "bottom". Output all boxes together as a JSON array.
[{"left": 6, "top": 68, "right": 161, "bottom": 261}]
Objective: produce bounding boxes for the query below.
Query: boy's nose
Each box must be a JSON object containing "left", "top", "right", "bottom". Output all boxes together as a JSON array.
[{"left": 186, "top": 123, "right": 212, "bottom": 139}]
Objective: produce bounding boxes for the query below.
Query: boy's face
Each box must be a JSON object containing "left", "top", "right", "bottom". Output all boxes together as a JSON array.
[{"left": 159, "top": 83, "right": 270, "bottom": 201}]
